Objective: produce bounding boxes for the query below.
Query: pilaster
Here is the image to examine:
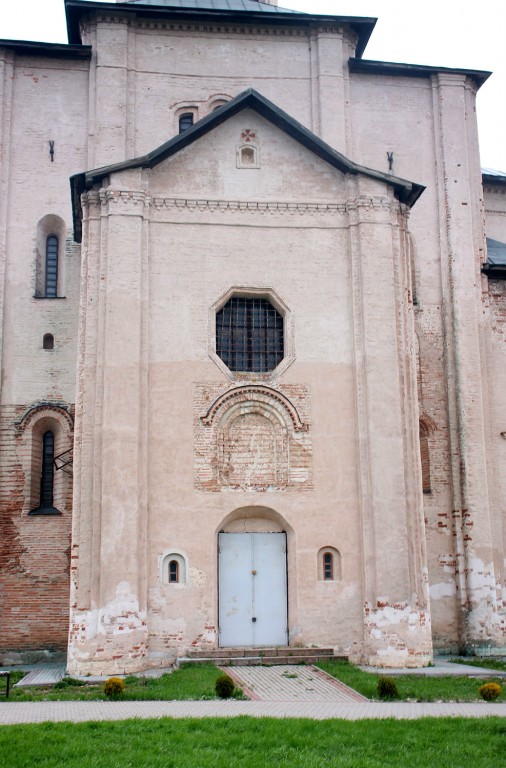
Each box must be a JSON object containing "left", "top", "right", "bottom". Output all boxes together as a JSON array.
[
  {"left": 0, "top": 50, "right": 14, "bottom": 407},
  {"left": 348, "top": 176, "right": 432, "bottom": 666},
  {"left": 68, "top": 171, "right": 150, "bottom": 674},
  {"left": 433, "top": 72, "right": 504, "bottom": 651},
  {"left": 309, "top": 25, "right": 348, "bottom": 153}
]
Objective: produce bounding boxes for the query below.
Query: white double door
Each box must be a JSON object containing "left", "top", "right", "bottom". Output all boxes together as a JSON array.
[{"left": 218, "top": 532, "right": 288, "bottom": 647}]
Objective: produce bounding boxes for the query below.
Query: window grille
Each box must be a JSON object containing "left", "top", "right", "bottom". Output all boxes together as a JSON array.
[
  {"left": 323, "top": 552, "right": 333, "bottom": 580},
  {"left": 45, "top": 235, "right": 58, "bottom": 297},
  {"left": 216, "top": 297, "right": 284, "bottom": 373},
  {"left": 169, "top": 560, "right": 179, "bottom": 583},
  {"left": 179, "top": 112, "right": 194, "bottom": 133},
  {"left": 40, "top": 431, "right": 55, "bottom": 508}
]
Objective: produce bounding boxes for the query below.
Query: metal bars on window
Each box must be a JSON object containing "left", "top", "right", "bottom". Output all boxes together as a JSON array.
[
  {"left": 45, "top": 235, "right": 58, "bottom": 297},
  {"left": 216, "top": 297, "right": 284, "bottom": 373},
  {"left": 40, "top": 431, "right": 55, "bottom": 508}
]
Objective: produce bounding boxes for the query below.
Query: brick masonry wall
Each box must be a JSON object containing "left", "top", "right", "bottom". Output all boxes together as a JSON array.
[
  {"left": 0, "top": 405, "right": 73, "bottom": 652},
  {"left": 489, "top": 281, "right": 506, "bottom": 342},
  {"left": 194, "top": 382, "right": 313, "bottom": 492}
]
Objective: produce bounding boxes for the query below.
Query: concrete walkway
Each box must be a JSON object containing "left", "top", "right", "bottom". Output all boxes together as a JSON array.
[
  {"left": 1, "top": 699, "right": 506, "bottom": 724},
  {"left": 360, "top": 659, "right": 506, "bottom": 678}
]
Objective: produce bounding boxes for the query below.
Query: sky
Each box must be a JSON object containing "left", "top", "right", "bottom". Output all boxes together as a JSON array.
[{"left": 0, "top": 0, "right": 504, "bottom": 169}]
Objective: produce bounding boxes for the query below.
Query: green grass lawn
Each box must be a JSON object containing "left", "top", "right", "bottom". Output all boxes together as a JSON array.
[
  {"left": 4, "top": 663, "right": 244, "bottom": 702},
  {"left": 317, "top": 659, "right": 505, "bottom": 702},
  {"left": 4, "top": 659, "right": 506, "bottom": 703},
  {"left": 1, "top": 717, "right": 505, "bottom": 768}
]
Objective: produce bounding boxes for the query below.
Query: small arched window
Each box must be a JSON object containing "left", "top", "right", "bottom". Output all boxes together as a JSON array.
[
  {"left": 318, "top": 547, "right": 341, "bottom": 581},
  {"left": 179, "top": 112, "right": 194, "bottom": 133},
  {"left": 43, "top": 333, "right": 54, "bottom": 350},
  {"left": 168, "top": 560, "right": 179, "bottom": 583},
  {"left": 160, "top": 552, "right": 187, "bottom": 585},
  {"left": 45, "top": 235, "right": 59, "bottom": 298}
]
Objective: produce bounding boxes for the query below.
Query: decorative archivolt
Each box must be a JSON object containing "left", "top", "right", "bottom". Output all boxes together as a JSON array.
[
  {"left": 201, "top": 385, "right": 307, "bottom": 432},
  {"left": 15, "top": 402, "right": 74, "bottom": 435},
  {"left": 419, "top": 412, "right": 437, "bottom": 436}
]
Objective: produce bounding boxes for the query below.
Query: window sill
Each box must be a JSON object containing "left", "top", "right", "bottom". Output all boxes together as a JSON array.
[
  {"left": 33, "top": 296, "right": 67, "bottom": 300},
  {"left": 28, "top": 506, "right": 62, "bottom": 516}
]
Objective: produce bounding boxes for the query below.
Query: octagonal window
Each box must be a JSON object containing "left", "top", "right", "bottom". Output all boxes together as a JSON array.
[{"left": 216, "top": 296, "right": 284, "bottom": 373}]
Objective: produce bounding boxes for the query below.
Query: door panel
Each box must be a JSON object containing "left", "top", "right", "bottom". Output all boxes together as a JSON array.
[{"left": 219, "top": 532, "right": 287, "bottom": 647}]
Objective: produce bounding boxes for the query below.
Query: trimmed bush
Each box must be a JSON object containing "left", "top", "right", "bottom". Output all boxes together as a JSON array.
[
  {"left": 479, "top": 682, "right": 502, "bottom": 701},
  {"left": 215, "top": 673, "right": 235, "bottom": 699},
  {"left": 53, "top": 677, "right": 85, "bottom": 689},
  {"left": 377, "top": 676, "right": 399, "bottom": 700},
  {"left": 103, "top": 677, "right": 125, "bottom": 698}
]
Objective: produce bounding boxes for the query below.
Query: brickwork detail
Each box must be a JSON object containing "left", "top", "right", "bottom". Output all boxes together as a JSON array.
[
  {"left": 488, "top": 281, "right": 506, "bottom": 342},
  {"left": 194, "top": 383, "right": 312, "bottom": 491},
  {"left": 0, "top": 404, "right": 74, "bottom": 653}
]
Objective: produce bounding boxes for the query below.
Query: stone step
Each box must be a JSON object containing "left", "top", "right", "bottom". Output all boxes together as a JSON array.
[
  {"left": 179, "top": 653, "right": 347, "bottom": 667},
  {"left": 185, "top": 647, "right": 336, "bottom": 659}
]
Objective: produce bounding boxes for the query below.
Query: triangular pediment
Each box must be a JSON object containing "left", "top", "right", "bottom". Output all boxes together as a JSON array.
[{"left": 71, "top": 89, "right": 424, "bottom": 240}]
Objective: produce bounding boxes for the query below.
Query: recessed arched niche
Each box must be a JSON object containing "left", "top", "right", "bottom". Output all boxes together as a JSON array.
[{"left": 219, "top": 505, "right": 289, "bottom": 533}]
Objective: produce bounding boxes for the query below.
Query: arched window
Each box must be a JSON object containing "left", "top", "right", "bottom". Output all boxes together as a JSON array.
[
  {"left": 40, "top": 431, "right": 55, "bottom": 509},
  {"left": 216, "top": 296, "right": 284, "bottom": 373},
  {"left": 323, "top": 552, "right": 333, "bottom": 581},
  {"left": 179, "top": 112, "right": 194, "bottom": 133},
  {"left": 318, "top": 547, "right": 341, "bottom": 581},
  {"left": 160, "top": 552, "right": 187, "bottom": 585},
  {"left": 45, "top": 236, "right": 59, "bottom": 298},
  {"left": 168, "top": 560, "right": 179, "bottom": 583},
  {"left": 43, "top": 333, "right": 54, "bottom": 350}
]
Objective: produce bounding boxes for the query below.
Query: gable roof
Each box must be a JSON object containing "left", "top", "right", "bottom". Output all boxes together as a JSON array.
[
  {"left": 122, "top": 1, "right": 300, "bottom": 12},
  {"left": 64, "top": 1, "right": 376, "bottom": 56},
  {"left": 70, "top": 88, "right": 425, "bottom": 241}
]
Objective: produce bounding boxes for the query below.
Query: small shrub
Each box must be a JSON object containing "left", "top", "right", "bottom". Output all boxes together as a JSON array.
[
  {"left": 53, "top": 676, "right": 85, "bottom": 689},
  {"left": 103, "top": 677, "right": 125, "bottom": 698},
  {"left": 479, "top": 682, "right": 502, "bottom": 701},
  {"left": 377, "top": 676, "right": 399, "bottom": 700},
  {"left": 215, "top": 673, "right": 235, "bottom": 699}
]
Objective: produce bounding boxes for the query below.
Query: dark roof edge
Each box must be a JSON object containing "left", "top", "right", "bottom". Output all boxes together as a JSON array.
[
  {"left": 349, "top": 58, "right": 491, "bottom": 89},
  {"left": 0, "top": 39, "right": 91, "bottom": 59},
  {"left": 482, "top": 264, "right": 506, "bottom": 280},
  {"left": 71, "top": 88, "right": 424, "bottom": 241},
  {"left": 483, "top": 172, "right": 506, "bottom": 186},
  {"left": 64, "top": 1, "right": 376, "bottom": 57}
]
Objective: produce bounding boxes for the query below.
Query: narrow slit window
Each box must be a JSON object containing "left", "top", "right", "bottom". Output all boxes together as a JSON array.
[
  {"left": 420, "top": 423, "right": 431, "bottom": 493},
  {"left": 179, "top": 113, "right": 194, "bottom": 133},
  {"left": 40, "top": 430, "right": 55, "bottom": 508},
  {"left": 45, "top": 235, "right": 58, "bottom": 298},
  {"left": 168, "top": 560, "right": 179, "bottom": 583},
  {"left": 323, "top": 552, "right": 334, "bottom": 581}
]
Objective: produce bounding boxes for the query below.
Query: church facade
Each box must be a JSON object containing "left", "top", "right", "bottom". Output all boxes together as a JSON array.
[{"left": 0, "top": 0, "right": 505, "bottom": 674}]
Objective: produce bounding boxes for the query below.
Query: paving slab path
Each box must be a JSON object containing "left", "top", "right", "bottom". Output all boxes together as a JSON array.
[
  {"left": 225, "top": 664, "right": 367, "bottom": 702},
  {"left": 1, "top": 699, "right": 506, "bottom": 724}
]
